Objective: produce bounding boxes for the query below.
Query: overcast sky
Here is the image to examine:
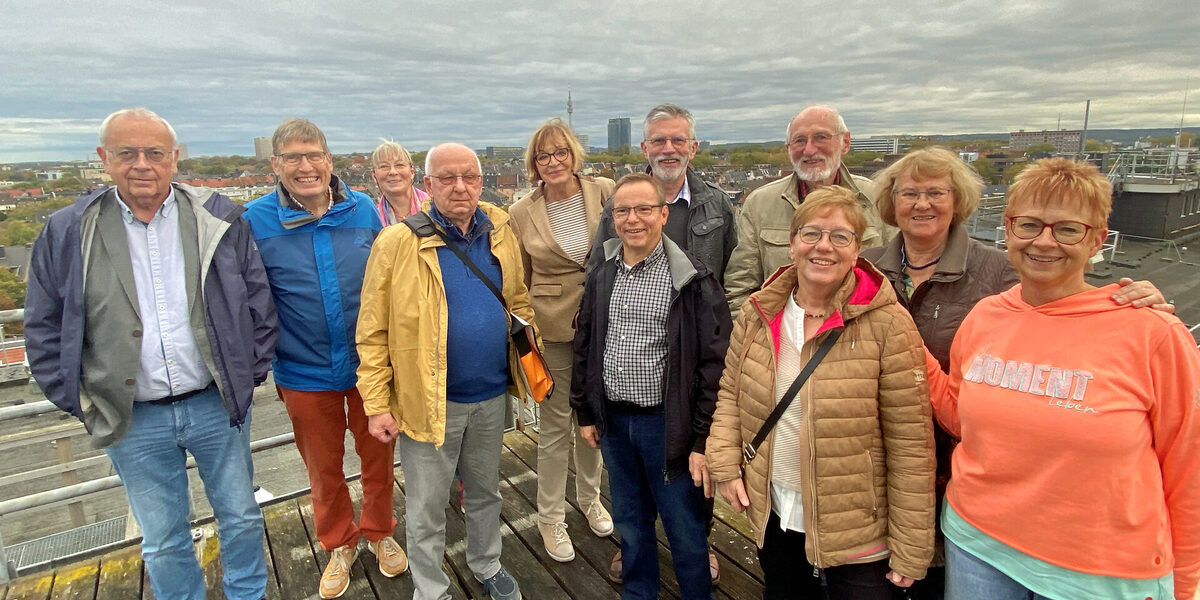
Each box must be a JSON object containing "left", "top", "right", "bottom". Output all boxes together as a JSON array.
[{"left": 1, "top": 0, "right": 1196, "bottom": 162}]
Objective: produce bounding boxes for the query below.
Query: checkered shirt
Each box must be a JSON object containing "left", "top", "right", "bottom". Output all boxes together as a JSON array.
[{"left": 602, "top": 240, "right": 671, "bottom": 407}]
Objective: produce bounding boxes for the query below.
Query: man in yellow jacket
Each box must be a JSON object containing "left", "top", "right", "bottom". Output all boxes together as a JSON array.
[{"left": 358, "top": 143, "right": 537, "bottom": 600}]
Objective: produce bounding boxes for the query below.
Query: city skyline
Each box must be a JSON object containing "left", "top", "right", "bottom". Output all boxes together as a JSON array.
[{"left": 1, "top": 1, "right": 1196, "bottom": 162}]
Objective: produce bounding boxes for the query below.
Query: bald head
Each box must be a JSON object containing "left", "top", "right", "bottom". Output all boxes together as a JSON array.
[
  {"left": 425, "top": 143, "right": 481, "bottom": 174},
  {"left": 424, "top": 143, "right": 484, "bottom": 233}
]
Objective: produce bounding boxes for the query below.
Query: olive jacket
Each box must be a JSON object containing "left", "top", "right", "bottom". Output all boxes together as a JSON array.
[{"left": 706, "top": 258, "right": 935, "bottom": 579}]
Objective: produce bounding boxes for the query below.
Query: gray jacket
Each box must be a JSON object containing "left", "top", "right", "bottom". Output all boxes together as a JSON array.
[{"left": 25, "top": 183, "right": 277, "bottom": 447}]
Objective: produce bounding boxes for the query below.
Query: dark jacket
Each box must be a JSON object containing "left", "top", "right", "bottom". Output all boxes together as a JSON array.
[
  {"left": 587, "top": 168, "right": 737, "bottom": 283},
  {"left": 25, "top": 184, "right": 277, "bottom": 446},
  {"left": 571, "top": 236, "right": 732, "bottom": 476},
  {"left": 861, "top": 223, "right": 1018, "bottom": 370}
]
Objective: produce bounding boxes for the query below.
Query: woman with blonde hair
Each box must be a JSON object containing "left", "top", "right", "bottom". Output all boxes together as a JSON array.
[{"left": 370, "top": 140, "right": 428, "bottom": 225}]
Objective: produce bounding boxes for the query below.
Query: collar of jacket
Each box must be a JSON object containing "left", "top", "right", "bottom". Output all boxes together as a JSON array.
[
  {"left": 871, "top": 222, "right": 971, "bottom": 284},
  {"left": 429, "top": 203, "right": 493, "bottom": 243},
  {"left": 639, "top": 167, "right": 724, "bottom": 209},
  {"left": 275, "top": 174, "right": 350, "bottom": 230},
  {"left": 779, "top": 162, "right": 868, "bottom": 208},
  {"left": 752, "top": 257, "right": 887, "bottom": 342},
  {"left": 409, "top": 201, "right": 511, "bottom": 250},
  {"left": 601, "top": 234, "right": 700, "bottom": 292}
]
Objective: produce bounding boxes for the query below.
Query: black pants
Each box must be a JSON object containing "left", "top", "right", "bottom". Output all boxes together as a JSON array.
[{"left": 758, "top": 511, "right": 902, "bottom": 600}]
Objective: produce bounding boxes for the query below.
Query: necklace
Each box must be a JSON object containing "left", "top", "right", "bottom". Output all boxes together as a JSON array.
[
  {"left": 804, "top": 311, "right": 827, "bottom": 319},
  {"left": 901, "top": 243, "right": 941, "bottom": 270}
]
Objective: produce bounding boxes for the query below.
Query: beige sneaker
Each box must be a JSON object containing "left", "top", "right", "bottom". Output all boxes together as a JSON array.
[
  {"left": 367, "top": 536, "right": 408, "bottom": 577},
  {"left": 538, "top": 521, "right": 575, "bottom": 562},
  {"left": 319, "top": 545, "right": 357, "bottom": 599},
  {"left": 584, "top": 501, "right": 614, "bottom": 537}
]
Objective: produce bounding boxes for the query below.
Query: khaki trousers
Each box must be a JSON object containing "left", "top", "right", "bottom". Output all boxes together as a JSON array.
[{"left": 536, "top": 341, "right": 604, "bottom": 523}]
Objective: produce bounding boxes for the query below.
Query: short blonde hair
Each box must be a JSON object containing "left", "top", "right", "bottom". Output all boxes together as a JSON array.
[
  {"left": 370, "top": 140, "right": 413, "bottom": 168},
  {"left": 790, "top": 186, "right": 866, "bottom": 243},
  {"left": 524, "top": 118, "right": 586, "bottom": 182},
  {"left": 1005, "top": 157, "right": 1112, "bottom": 226},
  {"left": 873, "top": 147, "right": 983, "bottom": 227}
]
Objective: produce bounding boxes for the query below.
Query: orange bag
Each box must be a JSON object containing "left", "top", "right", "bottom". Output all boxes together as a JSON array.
[{"left": 510, "top": 314, "right": 554, "bottom": 403}]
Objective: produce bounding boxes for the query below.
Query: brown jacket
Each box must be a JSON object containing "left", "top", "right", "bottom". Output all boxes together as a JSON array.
[
  {"left": 508, "top": 176, "right": 614, "bottom": 342},
  {"left": 706, "top": 258, "right": 935, "bottom": 579}
]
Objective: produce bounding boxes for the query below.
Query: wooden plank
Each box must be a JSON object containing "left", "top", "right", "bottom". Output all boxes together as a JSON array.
[
  {"left": 356, "top": 472, "right": 416, "bottom": 599},
  {"left": 296, "top": 495, "right": 373, "bottom": 599},
  {"left": 47, "top": 559, "right": 99, "bottom": 600},
  {"left": 2, "top": 571, "right": 53, "bottom": 600},
  {"left": 53, "top": 436, "right": 86, "bottom": 527},
  {"left": 94, "top": 546, "right": 143, "bottom": 600},
  {"left": 0, "top": 422, "right": 86, "bottom": 452},
  {"left": 192, "top": 522, "right": 223, "bottom": 600},
  {"left": 259, "top": 516, "right": 281, "bottom": 600},
  {"left": 0, "top": 455, "right": 110, "bottom": 489},
  {"left": 260, "top": 500, "right": 319, "bottom": 600},
  {"left": 494, "top": 447, "right": 619, "bottom": 600}
]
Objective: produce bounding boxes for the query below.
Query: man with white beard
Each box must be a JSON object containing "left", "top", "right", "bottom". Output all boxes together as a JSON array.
[
  {"left": 588, "top": 104, "right": 737, "bottom": 284},
  {"left": 724, "top": 104, "right": 896, "bottom": 314}
]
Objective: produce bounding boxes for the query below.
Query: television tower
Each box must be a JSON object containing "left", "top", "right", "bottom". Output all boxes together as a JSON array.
[{"left": 567, "top": 89, "right": 573, "bottom": 130}]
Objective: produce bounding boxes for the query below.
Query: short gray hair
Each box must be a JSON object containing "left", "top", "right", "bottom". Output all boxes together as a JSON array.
[
  {"left": 425, "top": 143, "right": 481, "bottom": 174},
  {"left": 643, "top": 103, "right": 696, "bottom": 140},
  {"left": 371, "top": 140, "right": 413, "bottom": 167},
  {"left": 271, "top": 118, "right": 329, "bottom": 155},
  {"left": 98, "top": 107, "right": 178, "bottom": 148},
  {"left": 786, "top": 105, "right": 849, "bottom": 139}
]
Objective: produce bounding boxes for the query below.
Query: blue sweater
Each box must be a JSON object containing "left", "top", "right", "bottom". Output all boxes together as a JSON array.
[
  {"left": 242, "top": 180, "right": 381, "bottom": 391},
  {"left": 430, "top": 206, "right": 509, "bottom": 403}
]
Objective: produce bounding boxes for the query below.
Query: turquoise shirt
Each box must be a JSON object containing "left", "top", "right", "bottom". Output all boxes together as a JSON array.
[{"left": 943, "top": 503, "right": 1174, "bottom": 600}]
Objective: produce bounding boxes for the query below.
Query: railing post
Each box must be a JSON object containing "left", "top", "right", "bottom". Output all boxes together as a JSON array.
[
  {"left": 0, "top": 521, "right": 14, "bottom": 583},
  {"left": 52, "top": 436, "right": 87, "bottom": 527}
]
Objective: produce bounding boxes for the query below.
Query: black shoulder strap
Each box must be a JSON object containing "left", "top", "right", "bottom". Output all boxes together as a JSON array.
[{"left": 743, "top": 328, "right": 842, "bottom": 463}]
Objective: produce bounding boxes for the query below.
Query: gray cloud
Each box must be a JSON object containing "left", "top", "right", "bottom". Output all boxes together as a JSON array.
[{"left": 2, "top": 0, "right": 1196, "bottom": 161}]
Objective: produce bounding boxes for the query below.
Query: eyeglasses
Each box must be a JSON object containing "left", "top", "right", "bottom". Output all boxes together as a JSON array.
[
  {"left": 432, "top": 173, "right": 482, "bottom": 186},
  {"left": 276, "top": 152, "right": 329, "bottom": 166},
  {"left": 788, "top": 132, "right": 837, "bottom": 148},
  {"left": 644, "top": 136, "right": 693, "bottom": 149},
  {"left": 1007, "top": 216, "right": 1095, "bottom": 245},
  {"left": 795, "top": 226, "right": 857, "bottom": 247},
  {"left": 535, "top": 148, "right": 571, "bottom": 166},
  {"left": 107, "top": 146, "right": 173, "bottom": 165},
  {"left": 374, "top": 162, "right": 411, "bottom": 172},
  {"left": 893, "top": 188, "right": 954, "bottom": 204},
  {"left": 612, "top": 203, "right": 665, "bottom": 219}
]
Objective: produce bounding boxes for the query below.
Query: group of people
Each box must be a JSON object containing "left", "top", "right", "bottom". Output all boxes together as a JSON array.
[{"left": 21, "top": 102, "right": 1198, "bottom": 600}]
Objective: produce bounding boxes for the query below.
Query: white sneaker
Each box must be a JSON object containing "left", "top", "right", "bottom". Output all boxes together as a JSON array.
[
  {"left": 538, "top": 521, "right": 574, "bottom": 562},
  {"left": 585, "top": 501, "right": 614, "bottom": 537}
]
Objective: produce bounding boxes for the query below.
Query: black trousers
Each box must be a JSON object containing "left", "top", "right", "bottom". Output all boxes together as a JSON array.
[{"left": 758, "top": 511, "right": 903, "bottom": 600}]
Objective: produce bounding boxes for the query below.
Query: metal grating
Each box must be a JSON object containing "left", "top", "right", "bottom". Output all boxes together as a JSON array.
[{"left": 11, "top": 515, "right": 126, "bottom": 573}]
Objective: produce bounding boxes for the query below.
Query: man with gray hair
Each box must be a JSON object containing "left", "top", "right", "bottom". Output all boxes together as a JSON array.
[
  {"left": 25, "top": 107, "right": 276, "bottom": 600},
  {"left": 588, "top": 103, "right": 737, "bottom": 283},
  {"left": 724, "top": 105, "right": 896, "bottom": 314},
  {"left": 359, "top": 143, "right": 534, "bottom": 600},
  {"left": 243, "top": 118, "right": 402, "bottom": 599}
]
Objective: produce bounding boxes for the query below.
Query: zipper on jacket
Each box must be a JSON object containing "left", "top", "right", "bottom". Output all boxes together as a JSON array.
[
  {"left": 804, "top": 338, "right": 823, "bottom": 569},
  {"left": 933, "top": 303, "right": 940, "bottom": 319},
  {"left": 866, "top": 450, "right": 878, "bottom": 519}
]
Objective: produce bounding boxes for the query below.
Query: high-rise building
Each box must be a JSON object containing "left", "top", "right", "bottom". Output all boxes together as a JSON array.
[
  {"left": 177, "top": 143, "right": 189, "bottom": 161},
  {"left": 608, "top": 118, "right": 631, "bottom": 153},
  {"left": 254, "top": 136, "right": 272, "bottom": 160},
  {"left": 849, "top": 136, "right": 899, "bottom": 154},
  {"left": 1009, "top": 129, "right": 1083, "bottom": 153},
  {"left": 575, "top": 133, "right": 589, "bottom": 149}
]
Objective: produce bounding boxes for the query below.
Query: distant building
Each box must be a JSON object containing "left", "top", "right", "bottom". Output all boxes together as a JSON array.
[
  {"left": 177, "top": 143, "right": 189, "bottom": 161},
  {"left": 575, "top": 133, "right": 589, "bottom": 149},
  {"left": 1010, "top": 129, "right": 1083, "bottom": 153},
  {"left": 254, "top": 136, "right": 272, "bottom": 160},
  {"left": 850, "top": 136, "right": 900, "bottom": 154},
  {"left": 959, "top": 152, "right": 980, "bottom": 162},
  {"left": 36, "top": 171, "right": 63, "bottom": 181},
  {"left": 485, "top": 146, "right": 523, "bottom": 159},
  {"left": 608, "top": 118, "right": 631, "bottom": 153}
]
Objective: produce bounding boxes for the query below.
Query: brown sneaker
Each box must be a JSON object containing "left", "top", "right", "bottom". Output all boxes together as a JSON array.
[
  {"left": 319, "top": 545, "right": 357, "bottom": 599},
  {"left": 608, "top": 550, "right": 622, "bottom": 584},
  {"left": 538, "top": 521, "right": 575, "bottom": 562},
  {"left": 584, "top": 501, "right": 614, "bottom": 537},
  {"left": 368, "top": 536, "right": 409, "bottom": 577}
]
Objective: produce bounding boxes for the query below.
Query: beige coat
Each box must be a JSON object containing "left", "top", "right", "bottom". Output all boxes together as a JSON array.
[
  {"left": 724, "top": 165, "right": 897, "bottom": 314},
  {"left": 356, "top": 202, "right": 537, "bottom": 447},
  {"left": 706, "top": 258, "right": 935, "bottom": 579},
  {"left": 508, "top": 176, "right": 614, "bottom": 342}
]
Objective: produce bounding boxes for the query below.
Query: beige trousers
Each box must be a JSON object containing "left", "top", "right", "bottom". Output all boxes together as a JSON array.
[{"left": 536, "top": 340, "right": 605, "bottom": 523}]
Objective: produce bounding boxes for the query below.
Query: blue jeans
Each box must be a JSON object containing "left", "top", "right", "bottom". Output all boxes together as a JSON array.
[
  {"left": 105, "top": 388, "right": 266, "bottom": 600},
  {"left": 600, "top": 408, "right": 712, "bottom": 600},
  {"left": 945, "top": 540, "right": 1051, "bottom": 600}
]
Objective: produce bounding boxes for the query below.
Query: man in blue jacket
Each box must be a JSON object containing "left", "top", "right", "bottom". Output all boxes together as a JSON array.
[
  {"left": 243, "top": 118, "right": 403, "bottom": 599},
  {"left": 24, "top": 108, "right": 277, "bottom": 600}
]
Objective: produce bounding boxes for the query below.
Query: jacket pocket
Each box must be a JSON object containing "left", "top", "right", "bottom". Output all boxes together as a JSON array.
[
  {"left": 690, "top": 216, "right": 727, "bottom": 237},
  {"left": 759, "top": 227, "right": 791, "bottom": 274},
  {"left": 531, "top": 283, "right": 562, "bottom": 297},
  {"left": 862, "top": 450, "right": 879, "bottom": 521}
]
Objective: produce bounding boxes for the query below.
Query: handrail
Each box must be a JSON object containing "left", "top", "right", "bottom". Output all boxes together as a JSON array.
[{"left": 0, "top": 400, "right": 57, "bottom": 423}]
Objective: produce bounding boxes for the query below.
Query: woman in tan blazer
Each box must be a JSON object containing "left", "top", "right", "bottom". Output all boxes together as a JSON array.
[{"left": 508, "top": 118, "right": 615, "bottom": 564}]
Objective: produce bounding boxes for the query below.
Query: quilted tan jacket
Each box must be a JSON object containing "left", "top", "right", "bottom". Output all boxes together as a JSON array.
[{"left": 706, "top": 258, "right": 935, "bottom": 579}]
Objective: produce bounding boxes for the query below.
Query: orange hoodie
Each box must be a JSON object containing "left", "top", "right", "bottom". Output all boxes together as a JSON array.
[{"left": 925, "top": 284, "right": 1200, "bottom": 598}]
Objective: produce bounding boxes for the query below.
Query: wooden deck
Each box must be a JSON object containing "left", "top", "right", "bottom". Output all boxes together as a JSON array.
[{"left": 2, "top": 429, "right": 765, "bottom": 599}]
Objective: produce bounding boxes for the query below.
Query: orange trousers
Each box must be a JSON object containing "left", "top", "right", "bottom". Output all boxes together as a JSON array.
[{"left": 277, "top": 385, "right": 396, "bottom": 551}]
